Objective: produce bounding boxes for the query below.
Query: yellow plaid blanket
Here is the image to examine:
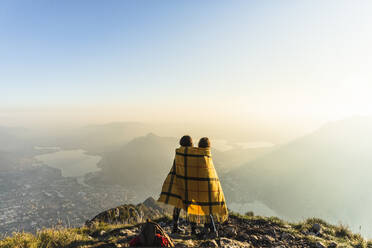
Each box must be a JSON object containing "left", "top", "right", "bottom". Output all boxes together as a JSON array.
[{"left": 158, "top": 146, "right": 228, "bottom": 223}]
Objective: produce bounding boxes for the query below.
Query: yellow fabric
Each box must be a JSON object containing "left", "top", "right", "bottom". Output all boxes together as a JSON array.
[{"left": 158, "top": 146, "right": 228, "bottom": 223}]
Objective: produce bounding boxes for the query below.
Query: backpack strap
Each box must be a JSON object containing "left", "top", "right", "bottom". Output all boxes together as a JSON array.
[{"left": 152, "top": 221, "right": 175, "bottom": 247}]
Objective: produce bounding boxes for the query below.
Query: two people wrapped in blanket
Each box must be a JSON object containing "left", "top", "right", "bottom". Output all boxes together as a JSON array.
[{"left": 158, "top": 135, "right": 228, "bottom": 236}]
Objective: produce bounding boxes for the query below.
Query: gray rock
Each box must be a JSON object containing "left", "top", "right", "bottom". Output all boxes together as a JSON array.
[
  {"left": 238, "top": 232, "right": 250, "bottom": 240},
  {"left": 200, "top": 239, "right": 219, "bottom": 247},
  {"left": 312, "top": 223, "right": 322, "bottom": 233},
  {"left": 268, "top": 229, "right": 277, "bottom": 237},
  {"left": 264, "top": 235, "right": 275, "bottom": 243},
  {"left": 175, "top": 240, "right": 194, "bottom": 248},
  {"left": 219, "top": 238, "right": 251, "bottom": 248},
  {"left": 119, "top": 229, "right": 134, "bottom": 236},
  {"left": 225, "top": 226, "right": 238, "bottom": 237},
  {"left": 281, "top": 232, "right": 294, "bottom": 240},
  {"left": 314, "top": 241, "right": 326, "bottom": 248},
  {"left": 328, "top": 241, "right": 338, "bottom": 248},
  {"left": 250, "top": 235, "right": 259, "bottom": 241},
  {"left": 220, "top": 237, "right": 233, "bottom": 244},
  {"left": 175, "top": 243, "right": 188, "bottom": 248}
]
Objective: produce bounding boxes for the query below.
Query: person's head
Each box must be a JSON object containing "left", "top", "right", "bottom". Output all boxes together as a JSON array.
[
  {"left": 198, "top": 137, "right": 210, "bottom": 148},
  {"left": 179, "top": 135, "right": 193, "bottom": 147}
]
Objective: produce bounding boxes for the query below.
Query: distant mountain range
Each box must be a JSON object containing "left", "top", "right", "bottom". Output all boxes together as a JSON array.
[
  {"left": 44, "top": 122, "right": 154, "bottom": 154},
  {"left": 95, "top": 133, "right": 273, "bottom": 202},
  {"left": 97, "top": 133, "right": 178, "bottom": 201},
  {"left": 0, "top": 126, "right": 37, "bottom": 171},
  {"left": 225, "top": 116, "right": 372, "bottom": 236},
  {"left": 3, "top": 117, "right": 372, "bottom": 236}
]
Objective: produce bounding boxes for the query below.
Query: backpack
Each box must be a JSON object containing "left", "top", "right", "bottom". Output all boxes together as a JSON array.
[{"left": 130, "top": 219, "right": 174, "bottom": 247}]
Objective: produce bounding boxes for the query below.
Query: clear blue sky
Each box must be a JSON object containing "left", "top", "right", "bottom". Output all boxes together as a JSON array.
[{"left": 1, "top": 0, "right": 372, "bottom": 126}]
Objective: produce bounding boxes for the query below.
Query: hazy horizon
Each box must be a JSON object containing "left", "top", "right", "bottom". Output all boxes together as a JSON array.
[{"left": 2, "top": 0, "right": 372, "bottom": 130}]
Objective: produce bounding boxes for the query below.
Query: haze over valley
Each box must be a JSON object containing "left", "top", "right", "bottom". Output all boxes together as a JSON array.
[
  {"left": 1, "top": 117, "right": 372, "bottom": 237},
  {"left": 2, "top": 1, "right": 372, "bottom": 244},
  {"left": 0, "top": 121, "right": 279, "bottom": 234}
]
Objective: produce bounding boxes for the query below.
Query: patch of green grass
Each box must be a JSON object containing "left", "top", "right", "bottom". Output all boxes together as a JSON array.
[
  {"left": 291, "top": 220, "right": 310, "bottom": 234},
  {"left": 0, "top": 228, "right": 91, "bottom": 248},
  {"left": 266, "top": 216, "right": 286, "bottom": 225},
  {"left": 335, "top": 224, "right": 353, "bottom": 240},
  {"left": 292, "top": 217, "right": 335, "bottom": 236},
  {"left": 0, "top": 232, "right": 37, "bottom": 248},
  {"left": 245, "top": 211, "right": 254, "bottom": 217},
  {"left": 1, "top": 213, "right": 369, "bottom": 248},
  {"left": 353, "top": 239, "right": 367, "bottom": 248},
  {"left": 37, "top": 228, "right": 90, "bottom": 247},
  {"left": 366, "top": 240, "right": 372, "bottom": 248},
  {"left": 289, "top": 217, "right": 370, "bottom": 248},
  {"left": 304, "top": 218, "right": 333, "bottom": 228}
]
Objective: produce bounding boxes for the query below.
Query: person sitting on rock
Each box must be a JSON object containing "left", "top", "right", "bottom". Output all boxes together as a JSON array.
[{"left": 158, "top": 136, "right": 228, "bottom": 236}]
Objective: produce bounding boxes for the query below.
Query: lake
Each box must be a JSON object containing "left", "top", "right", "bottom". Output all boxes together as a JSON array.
[{"left": 34, "top": 149, "right": 102, "bottom": 177}]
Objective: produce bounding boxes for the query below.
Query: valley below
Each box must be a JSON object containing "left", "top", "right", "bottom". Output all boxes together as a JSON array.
[{"left": 2, "top": 118, "right": 372, "bottom": 239}]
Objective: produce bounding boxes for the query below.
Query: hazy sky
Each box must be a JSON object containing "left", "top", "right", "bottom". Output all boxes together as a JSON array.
[{"left": 1, "top": 0, "right": 372, "bottom": 127}]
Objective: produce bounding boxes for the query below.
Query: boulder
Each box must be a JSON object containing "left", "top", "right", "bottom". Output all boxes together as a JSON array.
[
  {"left": 312, "top": 223, "right": 322, "bottom": 233},
  {"left": 281, "top": 232, "right": 294, "bottom": 240},
  {"left": 250, "top": 235, "right": 259, "bottom": 241},
  {"left": 219, "top": 237, "right": 251, "bottom": 248},
  {"left": 264, "top": 235, "right": 275, "bottom": 243},
  {"left": 314, "top": 241, "right": 326, "bottom": 248},
  {"left": 119, "top": 229, "right": 135, "bottom": 236},
  {"left": 175, "top": 243, "right": 188, "bottom": 248},
  {"left": 328, "top": 241, "right": 338, "bottom": 248},
  {"left": 225, "top": 225, "right": 238, "bottom": 237},
  {"left": 200, "top": 239, "right": 219, "bottom": 248},
  {"left": 238, "top": 232, "right": 250, "bottom": 241}
]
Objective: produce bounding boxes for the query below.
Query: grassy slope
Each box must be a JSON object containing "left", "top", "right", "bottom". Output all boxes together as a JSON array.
[{"left": 1, "top": 214, "right": 372, "bottom": 248}]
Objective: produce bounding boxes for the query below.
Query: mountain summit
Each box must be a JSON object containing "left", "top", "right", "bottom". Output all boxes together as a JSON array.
[{"left": 1, "top": 197, "right": 370, "bottom": 248}]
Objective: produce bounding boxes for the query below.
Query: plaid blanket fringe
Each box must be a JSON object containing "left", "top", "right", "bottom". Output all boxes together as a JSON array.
[{"left": 187, "top": 213, "right": 226, "bottom": 224}]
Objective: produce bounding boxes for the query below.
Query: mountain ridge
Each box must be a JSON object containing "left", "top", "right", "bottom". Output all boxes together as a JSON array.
[
  {"left": 1, "top": 197, "right": 371, "bottom": 248},
  {"left": 224, "top": 117, "right": 372, "bottom": 237}
]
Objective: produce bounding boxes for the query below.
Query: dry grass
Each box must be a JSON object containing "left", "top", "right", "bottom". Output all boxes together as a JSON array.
[
  {"left": 0, "top": 227, "right": 92, "bottom": 248},
  {"left": 1, "top": 215, "right": 372, "bottom": 248}
]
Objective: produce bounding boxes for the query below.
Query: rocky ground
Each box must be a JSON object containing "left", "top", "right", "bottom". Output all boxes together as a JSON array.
[
  {"left": 71, "top": 214, "right": 365, "bottom": 248},
  {"left": 1, "top": 198, "right": 371, "bottom": 247}
]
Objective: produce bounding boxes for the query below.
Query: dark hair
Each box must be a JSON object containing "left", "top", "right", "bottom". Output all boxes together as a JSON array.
[
  {"left": 180, "top": 135, "right": 193, "bottom": 147},
  {"left": 198, "top": 137, "right": 210, "bottom": 148}
]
